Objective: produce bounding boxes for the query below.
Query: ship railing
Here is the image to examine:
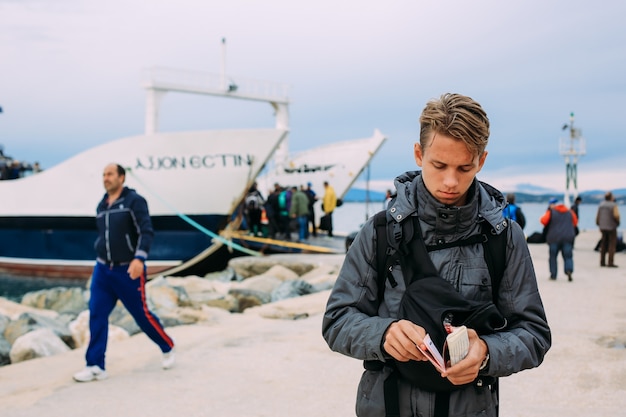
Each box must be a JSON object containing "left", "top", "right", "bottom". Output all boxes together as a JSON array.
[{"left": 143, "top": 66, "right": 291, "bottom": 104}]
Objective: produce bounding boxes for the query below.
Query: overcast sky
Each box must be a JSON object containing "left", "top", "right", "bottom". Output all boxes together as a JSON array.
[{"left": 1, "top": 0, "right": 625, "bottom": 193}]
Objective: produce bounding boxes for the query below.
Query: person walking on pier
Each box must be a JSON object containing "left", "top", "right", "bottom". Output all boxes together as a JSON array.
[
  {"left": 596, "top": 191, "right": 620, "bottom": 268},
  {"left": 73, "top": 163, "right": 175, "bottom": 382},
  {"left": 322, "top": 181, "right": 337, "bottom": 237},
  {"left": 540, "top": 198, "right": 578, "bottom": 281}
]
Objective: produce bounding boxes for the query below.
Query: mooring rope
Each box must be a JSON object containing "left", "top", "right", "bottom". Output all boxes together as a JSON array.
[{"left": 127, "top": 167, "right": 263, "bottom": 257}]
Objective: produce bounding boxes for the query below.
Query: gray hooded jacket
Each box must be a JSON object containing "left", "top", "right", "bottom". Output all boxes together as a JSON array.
[{"left": 322, "top": 171, "right": 551, "bottom": 417}]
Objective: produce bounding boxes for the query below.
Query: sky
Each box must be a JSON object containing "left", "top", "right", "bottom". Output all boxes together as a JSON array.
[{"left": 1, "top": 0, "right": 625, "bottom": 195}]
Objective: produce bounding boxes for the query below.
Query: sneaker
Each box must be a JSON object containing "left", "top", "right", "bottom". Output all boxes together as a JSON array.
[
  {"left": 73, "top": 365, "right": 107, "bottom": 382},
  {"left": 162, "top": 349, "right": 176, "bottom": 370},
  {"left": 566, "top": 272, "right": 573, "bottom": 282}
]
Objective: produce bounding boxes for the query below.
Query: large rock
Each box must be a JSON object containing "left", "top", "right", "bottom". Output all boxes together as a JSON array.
[
  {"left": 228, "top": 257, "right": 280, "bottom": 278},
  {"left": 0, "top": 314, "right": 10, "bottom": 365},
  {"left": 157, "top": 306, "right": 216, "bottom": 326},
  {"left": 4, "top": 312, "right": 75, "bottom": 348},
  {"left": 244, "top": 290, "right": 331, "bottom": 320},
  {"left": 299, "top": 264, "right": 341, "bottom": 281},
  {"left": 301, "top": 273, "right": 337, "bottom": 292},
  {"left": 20, "top": 287, "right": 87, "bottom": 316},
  {"left": 161, "top": 276, "right": 240, "bottom": 311},
  {"left": 109, "top": 304, "right": 141, "bottom": 335},
  {"left": 9, "top": 327, "right": 70, "bottom": 363},
  {"left": 235, "top": 275, "right": 283, "bottom": 294},
  {"left": 228, "top": 257, "right": 316, "bottom": 278},
  {"left": 165, "top": 276, "right": 231, "bottom": 296},
  {"left": 229, "top": 275, "right": 283, "bottom": 311},
  {"left": 146, "top": 283, "right": 181, "bottom": 312},
  {"left": 202, "top": 267, "right": 239, "bottom": 282},
  {"left": 0, "top": 314, "right": 11, "bottom": 366},
  {"left": 258, "top": 265, "right": 299, "bottom": 281},
  {"left": 271, "top": 280, "right": 314, "bottom": 302},
  {"left": 161, "top": 276, "right": 234, "bottom": 308},
  {"left": 209, "top": 295, "right": 240, "bottom": 312},
  {"left": 186, "top": 292, "right": 239, "bottom": 312},
  {"left": 0, "top": 335, "right": 10, "bottom": 366},
  {"left": 0, "top": 313, "right": 9, "bottom": 335},
  {"left": 0, "top": 297, "right": 58, "bottom": 321}
]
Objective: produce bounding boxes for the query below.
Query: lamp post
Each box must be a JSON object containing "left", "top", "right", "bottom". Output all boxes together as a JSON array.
[{"left": 559, "top": 112, "right": 586, "bottom": 208}]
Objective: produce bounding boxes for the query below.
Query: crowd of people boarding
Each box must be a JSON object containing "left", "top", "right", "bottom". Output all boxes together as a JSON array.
[{"left": 242, "top": 181, "right": 338, "bottom": 242}]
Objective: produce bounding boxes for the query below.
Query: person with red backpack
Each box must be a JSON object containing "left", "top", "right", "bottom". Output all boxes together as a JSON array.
[{"left": 540, "top": 198, "right": 578, "bottom": 281}]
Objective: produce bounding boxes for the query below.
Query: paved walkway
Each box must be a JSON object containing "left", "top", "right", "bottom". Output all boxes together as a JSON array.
[{"left": 1, "top": 231, "right": 625, "bottom": 417}]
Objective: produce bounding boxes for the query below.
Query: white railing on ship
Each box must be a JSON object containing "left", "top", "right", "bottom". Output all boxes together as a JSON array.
[{"left": 143, "top": 67, "right": 291, "bottom": 103}]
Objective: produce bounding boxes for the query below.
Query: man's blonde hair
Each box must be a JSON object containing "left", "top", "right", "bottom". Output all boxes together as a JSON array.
[{"left": 419, "top": 93, "right": 490, "bottom": 156}]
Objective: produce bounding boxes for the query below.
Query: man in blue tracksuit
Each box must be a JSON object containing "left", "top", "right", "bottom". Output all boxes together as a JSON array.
[{"left": 73, "top": 163, "right": 175, "bottom": 382}]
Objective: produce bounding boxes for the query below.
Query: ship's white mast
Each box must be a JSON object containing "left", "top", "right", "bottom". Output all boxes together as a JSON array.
[
  {"left": 221, "top": 37, "right": 227, "bottom": 91},
  {"left": 559, "top": 112, "right": 586, "bottom": 208},
  {"left": 143, "top": 39, "right": 291, "bottom": 173}
]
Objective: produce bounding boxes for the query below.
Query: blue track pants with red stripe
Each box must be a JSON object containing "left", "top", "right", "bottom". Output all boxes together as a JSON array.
[{"left": 85, "top": 262, "right": 174, "bottom": 370}]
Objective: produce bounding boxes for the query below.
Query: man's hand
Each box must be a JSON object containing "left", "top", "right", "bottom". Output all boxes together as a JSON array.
[
  {"left": 383, "top": 320, "right": 429, "bottom": 362},
  {"left": 127, "top": 258, "right": 144, "bottom": 280},
  {"left": 442, "top": 328, "right": 489, "bottom": 385}
]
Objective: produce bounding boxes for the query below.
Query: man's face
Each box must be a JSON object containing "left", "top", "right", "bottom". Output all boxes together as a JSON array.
[
  {"left": 414, "top": 132, "right": 487, "bottom": 207},
  {"left": 102, "top": 164, "right": 124, "bottom": 194}
]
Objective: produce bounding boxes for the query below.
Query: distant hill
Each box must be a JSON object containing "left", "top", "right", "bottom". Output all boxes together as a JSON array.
[
  {"left": 344, "top": 187, "right": 626, "bottom": 205},
  {"left": 505, "top": 189, "right": 626, "bottom": 205}
]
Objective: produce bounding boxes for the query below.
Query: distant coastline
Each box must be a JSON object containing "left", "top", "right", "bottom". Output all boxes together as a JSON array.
[{"left": 343, "top": 187, "right": 626, "bottom": 205}]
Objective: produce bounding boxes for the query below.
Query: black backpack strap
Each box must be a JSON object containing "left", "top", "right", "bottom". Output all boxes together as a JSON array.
[
  {"left": 425, "top": 234, "right": 487, "bottom": 251},
  {"left": 478, "top": 222, "right": 506, "bottom": 417},
  {"left": 383, "top": 372, "right": 400, "bottom": 417},
  {"left": 400, "top": 214, "right": 438, "bottom": 282},
  {"left": 373, "top": 210, "right": 402, "bottom": 417},
  {"left": 481, "top": 222, "right": 507, "bottom": 300},
  {"left": 376, "top": 212, "right": 508, "bottom": 296},
  {"left": 424, "top": 221, "right": 507, "bottom": 301},
  {"left": 374, "top": 210, "right": 388, "bottom": 274},
  {"left": 374, "top": 210, "right": 403, "bottom": 301}
]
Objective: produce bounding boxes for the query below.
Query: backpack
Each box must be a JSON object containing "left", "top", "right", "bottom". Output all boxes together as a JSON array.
[
  {"left": 277, "top": 191, "right": 288, "bottom": 215},
  {"left": 503, "top": 203, "right": 517, "bottom": 222},
  {"left": 370, "top": 209, "right": 507, "bottom": 416},
  {"left": 503, "top": 203, "right": 526, "bottom": 230},
  {"left": 373, "top": 210, "right": 507, "bottom": 308},
  {"left": 245, "top": 193, "right": 262, "bottom": 210}
]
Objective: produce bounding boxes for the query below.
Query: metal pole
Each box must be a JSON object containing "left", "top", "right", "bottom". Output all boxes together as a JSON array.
[
  {"left": 221, "top": 37, "right": 226, "bottom": 91},
  {"left": 560, "top": 112, "right": 585, "bottom": 208},
  {"left": 364, "top": 164, "right": 371, "bottom": 221}
]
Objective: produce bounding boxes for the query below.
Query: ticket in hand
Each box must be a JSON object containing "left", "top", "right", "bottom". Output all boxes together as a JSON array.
[
  {"left": 445, "top": 325, "right": 469, "bottom": 366},
  {"left": 416, "top": 325, "right": 469, "bottom": 372}
]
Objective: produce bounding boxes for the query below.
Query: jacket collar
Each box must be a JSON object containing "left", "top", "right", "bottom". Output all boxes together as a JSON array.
[{"left": 388, "top": 171, "right": 508, "bottom": 237}]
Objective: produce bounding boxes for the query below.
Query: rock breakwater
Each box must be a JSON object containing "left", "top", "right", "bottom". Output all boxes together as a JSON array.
[{"left": 0, "top": 254, "right": 344, "bottom": 367}]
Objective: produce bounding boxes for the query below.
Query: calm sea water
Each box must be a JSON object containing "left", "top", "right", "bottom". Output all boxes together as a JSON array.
[
  {"left": 332, "top": 202, "right": 624, "bottom": 236},
  {"left": 0, "top": 275, "right": 85, "bottom": 302},
  {"left": 2, "top": 203, "right": 621, "bottom": 302}
]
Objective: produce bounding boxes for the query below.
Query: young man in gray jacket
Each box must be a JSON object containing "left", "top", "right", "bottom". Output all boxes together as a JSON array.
[{"left": 322, "top": 93, "right": 551, "bottom": 417}]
